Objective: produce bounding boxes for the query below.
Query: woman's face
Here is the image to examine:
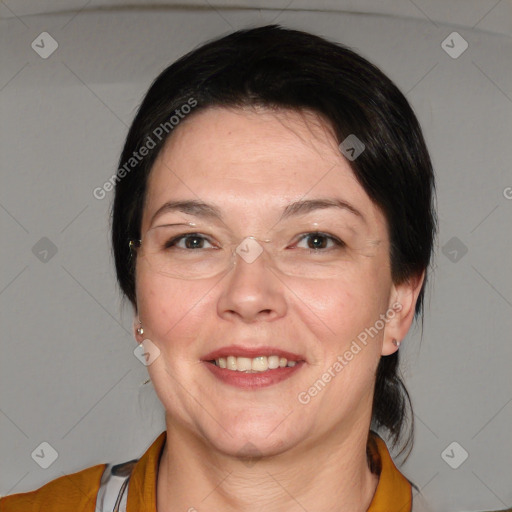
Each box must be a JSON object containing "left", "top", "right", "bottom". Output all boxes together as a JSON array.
[{"left": 135, "top": 106, "right": 415, "bottom": 457}]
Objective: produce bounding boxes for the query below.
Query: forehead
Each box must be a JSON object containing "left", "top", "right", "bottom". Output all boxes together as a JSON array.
[
  {"left": 143, "top": 107, "right": 386, "bottom": 234},
  {"left": 151, "top": 106, "right": 344, "bottom": 183}
]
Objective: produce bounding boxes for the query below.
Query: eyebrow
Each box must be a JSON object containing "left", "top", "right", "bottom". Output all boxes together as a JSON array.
[
  {"left": 150, "top": 198, "right": 365, "bottom": 226},
  {"left": 280, "top": 198, "right": 365, "bottom": 222}
]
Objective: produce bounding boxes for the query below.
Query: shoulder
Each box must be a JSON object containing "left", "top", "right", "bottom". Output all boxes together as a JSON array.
[{"left": 0, "top": 463, "right": 106, "bottom": 512}]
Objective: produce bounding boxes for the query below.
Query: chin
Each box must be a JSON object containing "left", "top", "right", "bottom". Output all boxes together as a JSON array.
[
  {"left": 219, "top": 436, "right": 293, "bottom": 460},
  {"left": 204, "top": 416, "right": 300, "bottom": 459}
]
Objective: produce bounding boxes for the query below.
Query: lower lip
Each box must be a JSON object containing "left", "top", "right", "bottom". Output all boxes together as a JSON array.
[{"left": 203, "top": 361, "right": 305, "bottom": 389}]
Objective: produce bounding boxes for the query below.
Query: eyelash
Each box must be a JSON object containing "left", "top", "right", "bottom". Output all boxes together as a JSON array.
[{"left": 163, "top": 232, "right": 345, "bottom": 252}]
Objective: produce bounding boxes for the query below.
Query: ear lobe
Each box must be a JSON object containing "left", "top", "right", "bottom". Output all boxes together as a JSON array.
[
  {"left": 133, "top": 317, "right": 144, "bottom": 344},
  {"left": 382, "top": 270, "right": 425, "bottom": 356}
]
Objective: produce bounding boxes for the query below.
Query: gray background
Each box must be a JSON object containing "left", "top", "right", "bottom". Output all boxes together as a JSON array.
[{"left": 1, "top": 1, "right": 511, "bottom": 510}]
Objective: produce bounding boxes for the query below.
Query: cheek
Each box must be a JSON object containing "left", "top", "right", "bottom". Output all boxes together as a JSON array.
[
  {"left": 287, "top": 269, "right": 391, "bottom": 376},
  {"left": 135, "top": 267, "right": 213, "bottom": 351},
  {"left": 291, "top": 267, "right": 389, "bottom": 330}
]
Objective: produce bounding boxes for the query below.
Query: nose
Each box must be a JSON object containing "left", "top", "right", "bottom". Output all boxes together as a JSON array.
[{"left": 216, "top": 241, "right": 287, "bottom": 323}]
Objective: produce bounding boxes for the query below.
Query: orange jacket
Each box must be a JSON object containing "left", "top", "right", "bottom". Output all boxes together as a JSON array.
[{"left": 1, "top": 431, "right": 411, "bottom": 511}]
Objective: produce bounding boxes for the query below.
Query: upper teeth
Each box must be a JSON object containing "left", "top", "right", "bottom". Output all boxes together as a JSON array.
[{"left": 215, "top": 355, "right": 297, "bottom": 372}]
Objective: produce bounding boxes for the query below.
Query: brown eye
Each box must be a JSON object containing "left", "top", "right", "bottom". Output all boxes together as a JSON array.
[
  {"left": 295, "top": 232, "right": 344, "bottom": 251},
  {"left": 307, "top": 234, "right": 328, "bottom": 250},
  {"left": 165, "top": 234, "right": 213, "bottom": 250}
]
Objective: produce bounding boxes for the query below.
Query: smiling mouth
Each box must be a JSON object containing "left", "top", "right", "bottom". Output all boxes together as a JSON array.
[{"left": 208, "top": 355, "right": 302, "bottom": 372}]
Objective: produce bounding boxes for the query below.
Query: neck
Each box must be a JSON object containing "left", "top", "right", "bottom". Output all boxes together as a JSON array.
[{"left": 156, "top": 417, "right": 379, "bottom": 512}]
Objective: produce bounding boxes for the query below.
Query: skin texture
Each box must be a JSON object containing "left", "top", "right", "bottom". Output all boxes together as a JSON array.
[{"left": 133, "top": 106, "right": 424, "bottom": 512}]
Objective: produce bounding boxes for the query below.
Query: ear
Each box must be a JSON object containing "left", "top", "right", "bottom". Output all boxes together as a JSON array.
[
  {"left": 133, "top": 316, "right": 144, "bottom": 344},
  {"left": 381, "top": 270, "right": 425, "bottom": 356}
]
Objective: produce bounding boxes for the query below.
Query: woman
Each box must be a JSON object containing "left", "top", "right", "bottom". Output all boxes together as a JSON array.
[{"left": 2, "top": 25, "right": 437, "bottom": 511}]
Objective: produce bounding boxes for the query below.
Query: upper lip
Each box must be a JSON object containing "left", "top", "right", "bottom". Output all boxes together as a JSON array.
[{"left": 202, "top": 344, "right": 305, "bottom": 362}]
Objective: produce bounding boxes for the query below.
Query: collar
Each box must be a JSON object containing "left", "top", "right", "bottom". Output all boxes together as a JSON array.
[
  {"left": 127, "top": 431, "right": 411, "bottom": 512},
  {"left": 366, "top": 433, "right": 412, "bottom": 511}
]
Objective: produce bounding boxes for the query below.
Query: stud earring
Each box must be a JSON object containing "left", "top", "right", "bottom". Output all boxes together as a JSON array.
[
  {"left": 136, "top": 321, "right": 144, "bottom": 336},
  {"left": 392, "top": 338, "right": 401, "bottom": 348}
]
